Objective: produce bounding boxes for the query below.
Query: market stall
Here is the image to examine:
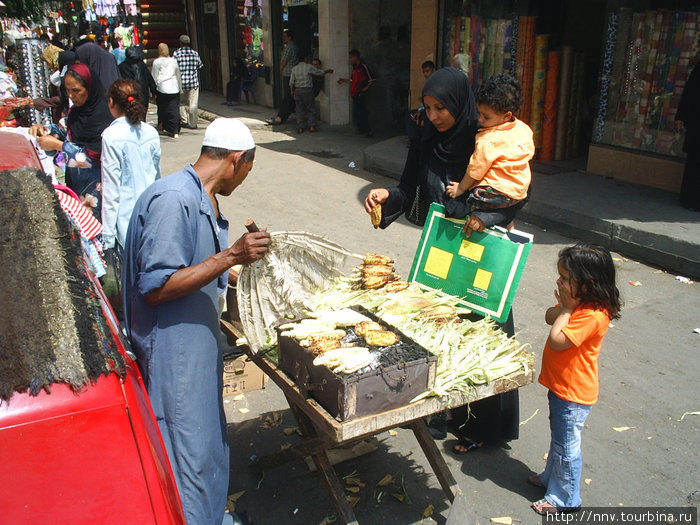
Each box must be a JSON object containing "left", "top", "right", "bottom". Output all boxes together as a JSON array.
[{"left": 228, "top": 219, "right": 535, "bottom": 524}]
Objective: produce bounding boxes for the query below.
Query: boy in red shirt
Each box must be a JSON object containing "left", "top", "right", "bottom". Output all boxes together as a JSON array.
[{"left": 337, "top": 49, "right": 375, "bottom": 136}]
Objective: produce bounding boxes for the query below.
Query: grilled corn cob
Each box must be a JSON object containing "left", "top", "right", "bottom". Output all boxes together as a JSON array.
[
  {"left": 354, "top": 321, "right": 382, "bottom": 337},
  {"left": 363, "top": 330, "right": 399, "bottom": 347},
  {"left": 364, "top": 253, "right": 393, "bottom": 266},
  {"left": 299, "top": 329, "right": 346, "bottom": 347},
  {"left": 362, "top": 264, "right": 394, "bottom": 276},
  {"left": 384, "top": 280, "right": 409, "bottom": 293},
  {"left": 363, "top": 273, "right": 399, "bottom": 289},
  {"left": 370, "top": 205, "right": 382, "bottom": 229},
  {"left": 308, "top": 339, "right": 343, "bottom": 355},
  {"left": 416, "top": 305, "right": 458, "bottom": 322}
]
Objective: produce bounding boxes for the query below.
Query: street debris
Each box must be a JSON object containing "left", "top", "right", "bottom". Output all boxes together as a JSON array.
[
  {"left": 519, "top": 409, "right": 539, "bottom": 426},
  {"left": 585, "top": 478, "right": 592, "bottom": 485},
  {"left": 346, "top": 495, "right": 360, "bottom": 507},
  {"left": 693, "top": 328, "right": 700, "bottom": 335},
  {"left": 490, "top": 517, "right": 521, "bottom": 525},
  {"left": 377, "top": 474, "right": 394, "bottom": 487},
  {"left": 345, "top": 486, "right": 360, "bottom": 493},
  {"left": 280, "top": 443, "right": 292, "bottom": 451},
  {"left": 348, "top": 161, "right": 357, "bottom": 169},
  {"left": 226, "top": 490, "right": 245, "bottom": 512},
  {"left": 422, "top": 504, "right": 434, "bottom": 518},
  {"left": 238, "top": 408, "right": 250, "bottom": 414},
  {"left": 388, "top": 429, "right": 398, "bottom": 436},
  {"left": 675, "top": 275, "right": 691, "bottom": 283},
  {"left": 628, "top": 280, "right": 642, "bottom": 287},
  {"left": 261, "top": 412, "right": 283, "bottom": 429},
  {"left": 679, "top": 411, "right": 700, "bottom": 421},
  {"left": 612, "top": 426, "right": 634, "bottom": 432},
  {"left": 233, "top": 394, "right": 245, "bottom": 401},
  {"left": 282, "top": 426, "right": 300, "bottom": 436}
]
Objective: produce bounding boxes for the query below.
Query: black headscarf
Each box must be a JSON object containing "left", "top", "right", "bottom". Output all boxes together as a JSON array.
[
  {"left": 421, "top": 67, "right": 478, "bottom": 166},
  {"left": 58, "top": 51, "right": 76, "bottom": 70},
  {"left": 74, "top": 40, "right": 121, "bottom": 90},
  {"left": 65, "top": 63, "right": 114, "bottom": 156}
]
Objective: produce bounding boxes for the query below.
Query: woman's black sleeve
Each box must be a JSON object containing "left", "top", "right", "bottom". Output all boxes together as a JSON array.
[{"left": 379, "top": 138, "right": 421, "bottom": 228}]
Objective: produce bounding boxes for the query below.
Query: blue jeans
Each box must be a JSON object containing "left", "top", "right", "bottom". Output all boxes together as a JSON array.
[{"left": 539, "top": 390, "right": 592, "bottom": 509}]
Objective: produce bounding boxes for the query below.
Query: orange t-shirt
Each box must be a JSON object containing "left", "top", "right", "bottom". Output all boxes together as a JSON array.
[
  {"left": 466, "top": 118, "right": 535, "bottom": 201},
  {"left": 538, "top": 306, "right": 610, "bottom": 405}
]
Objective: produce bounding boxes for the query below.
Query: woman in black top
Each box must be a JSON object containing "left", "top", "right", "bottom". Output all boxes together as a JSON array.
[{"left": 364, "top": 67, "right": 521, "bottom": 451}]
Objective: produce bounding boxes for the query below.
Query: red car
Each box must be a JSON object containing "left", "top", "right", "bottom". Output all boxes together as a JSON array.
[{"left": 0, "top": 132, "right": 185, "bottom": 524}]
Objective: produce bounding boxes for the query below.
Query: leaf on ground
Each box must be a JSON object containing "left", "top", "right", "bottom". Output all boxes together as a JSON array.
[
  {"left": 238, "top": 407, "right": 250, "bottom": 414},
  {"left": 377, "top": 474, "right": 393, "bottom": 487},
  {"left": 283, "top": 426, "right": 299, "bottom": 435},
  {"left": 422, "top": 503, "right": 434, "bottom": 518},
  {"left": 612, "top": 426, "right": 634, "bottom": 432},
  {"left": 584, "top": 478, "right": 592, "bottom": 485},
  {"left": 233, "top": 394, "right": 245, "bottom": 401},
  {"left": 388, "top": 429, "right": 398, "bottom": 436},
  {"left": 345, "top": 477, "right": 366, "bottom": 488},
  {"left": 679, "top": 411, "right": 700, "bottom": 421},
  {"left": 229, "top": 491, "right": 245, "bottom": 503},
  {"left": 519, "top": 409, "right": 539, "bottom": 426},
  {"left": 391, "top": 493, "right": 405, "bottom": 502},
  {"left": 490, "top": 517, "right": 521, "bottom": 525},
  {"left": 345, "top": 495, "right": 360, "bottom": 507},
  {"left": 345, "top": 486, "right": 361, "bottom": 493},
  {"left": 543, "top": 452, "right": 548, "bottom": 461},
  {"left": 280, "top": 442, "right": 292, "bottom": 451}
]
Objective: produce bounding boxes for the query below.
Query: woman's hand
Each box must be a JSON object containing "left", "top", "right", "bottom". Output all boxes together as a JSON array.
[
  {"left": 364, "top": 188, "right": 389, "bottom": 214},
  {"left": 462, "top": 214, "right": 485, "bottom": 238},
  {"left": 28, "top": 124, "right": 47, "bottom": 138},
  {"left": 36, "top": 134, "right": 63, "bottom": 151}
]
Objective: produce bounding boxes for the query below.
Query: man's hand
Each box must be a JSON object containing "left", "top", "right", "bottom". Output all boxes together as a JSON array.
[
  {"left": 228, "top": 231, "right": 271, "bottom": 265},
  {"left": 37, "top": 134, "right": 62, "bottom": 151},
  {"left": 364, "top": 188, "right": 389, "bottom": 214},
  {"left": 337, "top": 78, "right": 350, "bottom": 85},
  {"left": 445, "top": 181, "right": 464, "bottom": 199},
  {"left": 462, "top": 215, "right": 485, "bottom": 238}
]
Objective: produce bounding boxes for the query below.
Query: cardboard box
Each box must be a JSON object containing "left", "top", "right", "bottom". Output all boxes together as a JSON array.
[{"left": 222, "top": 354, "right": 267, "bottom": 396}]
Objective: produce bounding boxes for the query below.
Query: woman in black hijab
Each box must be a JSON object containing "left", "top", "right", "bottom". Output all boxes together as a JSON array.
[
  {"left": 364, "top": 67, "right": 521, "bottom": 452},
  {"left": 30, "top": 63, "right": 114, "bottom": 219}
]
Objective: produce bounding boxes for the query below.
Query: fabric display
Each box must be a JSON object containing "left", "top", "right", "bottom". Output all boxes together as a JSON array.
[
  {"left": 443, "top": 13, "right": 586, "bottom": 160},
  {"left": 596, "top": 8, "right": 698, "bottom": 158}
]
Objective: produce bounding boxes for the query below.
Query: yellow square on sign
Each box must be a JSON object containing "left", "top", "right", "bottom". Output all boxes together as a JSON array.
[
  {"left": 473, "top": 268, "right": 492, "bottom": 290},
  {"left": 424, "top": 247, "right": 453, "bottom": 280},
  {"left": 458, "top": 239, "right": 485, "bottom": 262}
]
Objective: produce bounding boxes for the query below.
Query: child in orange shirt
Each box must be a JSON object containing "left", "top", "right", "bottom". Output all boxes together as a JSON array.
[
  {"left": 529, "top": 243, "right": 622, "bottom": 515},
  {"left": 446, "top": 74, "right": 534, "bottom": 233}
]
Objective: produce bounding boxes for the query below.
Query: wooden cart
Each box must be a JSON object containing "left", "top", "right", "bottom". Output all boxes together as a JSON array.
[{"left": 221, "top": 320, "right": 534, "bottom": 525}]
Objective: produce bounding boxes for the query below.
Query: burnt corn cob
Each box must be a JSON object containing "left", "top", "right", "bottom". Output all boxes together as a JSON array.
[
  {"left": 354, "top": 321, "right": 382, "bottom": 337},
  {"left": 362, "top": 274, "right": 396, "bottom": 289},
  {"left": 363, "top": 253, "right": 394, "bottom": 266},
  {"left": 362, "top": 264, "right": 394, "bottom": 276},
  {"left": 416, "top": 305, "right": 458, "bottom": 321},
  {"left": 370, "top": 205, "right": 382, "bottom": 229}
]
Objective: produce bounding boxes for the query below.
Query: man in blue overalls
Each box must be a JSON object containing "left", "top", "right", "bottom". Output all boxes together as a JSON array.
[{"left": 123, "top": 118, "right": 271, "bottom": 525}]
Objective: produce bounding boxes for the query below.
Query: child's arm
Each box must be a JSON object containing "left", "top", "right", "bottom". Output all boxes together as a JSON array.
[
  {"left": 446, "top": 173, "right": 479, "bottom": 198},
  {"left": 547, "top": 289, "right": 581, "bottom": 350}
]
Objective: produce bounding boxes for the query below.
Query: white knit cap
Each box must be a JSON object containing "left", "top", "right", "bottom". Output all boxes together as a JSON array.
[{"left": 202, "top": 118, "right": 255, "bottom": 151}]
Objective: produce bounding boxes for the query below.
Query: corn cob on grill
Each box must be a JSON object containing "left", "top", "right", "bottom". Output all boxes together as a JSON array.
[
  {"left": 354, "top": 321, "right": 382, "bottom": 337},
  {"left": 363, "top": 330, "right": 399, "bottom": 347},
  {"left": 416, "top": 305, "right": 458, "bottom": 322}
]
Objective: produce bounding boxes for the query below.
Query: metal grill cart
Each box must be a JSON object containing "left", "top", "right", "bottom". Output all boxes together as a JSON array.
[
  {"left": 15, "top": 38, "right": 52, "bottom": 126},
  {"left": 221, "top": 319, "right": 534, "bottom": 525}
]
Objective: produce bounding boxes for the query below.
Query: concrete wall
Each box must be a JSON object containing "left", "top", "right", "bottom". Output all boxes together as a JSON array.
[
  {"left": 318, "top": 0, "right": 350, "bottom": 125},
  {"left": 349, "top": 0, "right": 412, "bottom": 134}
]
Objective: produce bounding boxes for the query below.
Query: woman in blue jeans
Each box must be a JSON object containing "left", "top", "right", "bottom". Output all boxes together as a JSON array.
[{"left": 30, "top": 63, "right": 113, "bottom": 219}]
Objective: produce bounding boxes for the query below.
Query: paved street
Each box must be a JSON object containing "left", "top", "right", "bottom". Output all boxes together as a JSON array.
[{"left": 156, "top": 109, "right": 699, "bottom": 525}]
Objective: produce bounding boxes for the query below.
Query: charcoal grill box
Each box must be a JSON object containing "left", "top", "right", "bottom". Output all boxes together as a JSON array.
[{"left": 276, "top": 308, "right": 437, "bottom": 421}]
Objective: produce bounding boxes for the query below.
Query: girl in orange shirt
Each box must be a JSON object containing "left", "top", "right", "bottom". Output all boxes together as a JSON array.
[{"left": 530, "top": 243, "right": 622, "bottom": 515}]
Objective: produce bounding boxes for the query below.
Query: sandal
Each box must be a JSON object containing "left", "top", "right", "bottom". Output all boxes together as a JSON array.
[
  {"left": 531, "top": 498, "right": 581, "bottom": 515},
  {"left": 452, "top": 438, "right": 483, "bottom": 455},
  {"left": 527, "top": 474, "right": 546, "bottom": 489}
]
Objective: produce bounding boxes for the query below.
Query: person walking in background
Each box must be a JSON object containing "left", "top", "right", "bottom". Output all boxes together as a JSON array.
[
  {"left": 108, "top": 36, "right": 125, "bottom": 66},
  {"left": 151, "top": 43, "right": 181, "bottom": 138},
  {"left": 289, "top": 52, "right": 333, "bottom": 133},
  {"left": 406, "top": 60, "right": 437, "bottom": 141},
  {"left": 119, "top": 45, "right": 156, "bottom": 114},
  {"left": 529, "top": 243, "right": 621, "bottom": 515},
  {"left": 675, "top": 64, "right": 700, "bottom": 211},
  {"left": 267, "top": 30, "right": 298, "bottom": 125},
  {"left": 100, "top": 78, "right": 161, "bottom": 314},
  {"left": 174, "top": 34, "right": 203, "bottom": 130},
  {"left": 337, "top": 49, "right": 375, "bottom": 137}
]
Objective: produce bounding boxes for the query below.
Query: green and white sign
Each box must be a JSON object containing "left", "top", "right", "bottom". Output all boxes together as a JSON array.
[{"left": 409, "top": 203, "right": 533, "bottom": 323}]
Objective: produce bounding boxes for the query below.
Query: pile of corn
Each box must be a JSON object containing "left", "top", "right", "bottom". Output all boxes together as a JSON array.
[
  {"left": 311, "top": 276, "right": 531, "bottom": 399},
  {"left": 354, "top": 253, "right": 410, "bottom": 291}
]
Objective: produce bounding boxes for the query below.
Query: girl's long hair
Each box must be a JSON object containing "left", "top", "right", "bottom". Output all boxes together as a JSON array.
[{"left": 559, "top": 243, "right": 622, "bottom": 320}]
